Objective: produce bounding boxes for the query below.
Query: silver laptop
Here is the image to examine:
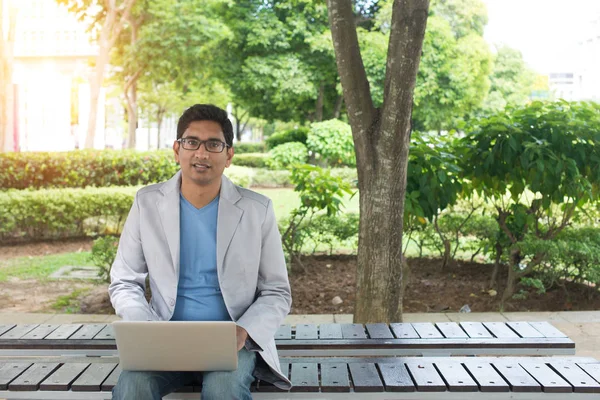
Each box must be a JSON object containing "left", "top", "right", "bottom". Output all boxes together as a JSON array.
[{"left": 112, "top": 321, "right": 238, "bottom": 371}]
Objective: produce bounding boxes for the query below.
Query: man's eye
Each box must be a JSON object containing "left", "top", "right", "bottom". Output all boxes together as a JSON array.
[
  {"left": 207, "top": 141, "right": 221, "bottom": 149},
  {"left": 187, "top": 139, "right": 200, "bottom": 146}
]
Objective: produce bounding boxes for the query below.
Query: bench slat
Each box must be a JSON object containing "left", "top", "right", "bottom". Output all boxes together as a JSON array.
[
  {"left": 275, "top": 325, "right": 292, "bottom": 340},
  {"left": 45, "top": 324, "right": 83, "bottom": 340},
  {"left": 483, "top": 322, "right": 519, "bottom": 338},
  {"left": 0, "top": 325, "right": 16, "bottom": 337},
  {"left": 530, "top": 322, "right": 568, "bottom": 338},
  {"left": 460, "top": 322, "right": 493, "bottom": 338},
  {"left": 341, "top": 324, "right": 367, "bottom": 339},
  {"left": 94, "top": 325, "right": 115, "bottom": 340},
  {"left": 349, "top": 362, "right": 384, "bottom": 392},
  {"left": 100, "top": 365, "right": 121, "bottom": 392},
  {"left": 520, "top": 362, "right": 572, "bottom": 393},
  {"left": 295, "top": 324, "right": 318, "bottom": 340},
  {"left": 405, "top": 362, "right": 446, "bottom": 391},
  {"left": 365, "top": 324, "right": 394, "bottom": 339},
  {"left": 411, "top": 323, "right": 443, "bottom": 339},
  {"left": 8, "top": 362, "right": 60, "bottom": 391},
  {"left": 507, "top": 322, "right": 544, "bottom": 338},
  {"left": 318, "top": 324, "right": 343, "bottom": 339},
  {"left": 22, "top": 325, "right": 60, "bottom": 340},
  {"left": 72, "top": 363, "right": 118, "bottom": 391},
  {"left": 550, "top": 362, "right": 600, "bottom": 393},
  {"left": 39, "top": 363, "right": 89, "bottom": 391},
  {"left": 0, "top": 362, "right": 32, "bottom": 390},
  {"left": 70, "top": 324, "right": 106, "bottom": 340},
  {"left": 389, "top": 323, "right": 419, "bottom": 339},
  {"left": 378, "top": 362, "right": 415, "bottom": 392},
  {"left": 290, "top": 363, "right": 319, "bottom": 392},
  {"left": 493, "top": 361, "right": 541, "bottom": 392},
  {"left": 578, "top": 363, "right": 600, "bottom": 383},
  {"left": 0, "top": 324, "right": 38, "bottom": 339},
  {"left": 435, "top": 322, "right": 468, "bottom": 338},
  {"left": 463, "top": 361, "right": 509, "bottom": 392},
  {"left": 320, "top": 363, "right": 349, "bottom": 392},
  {"left": 435, "top": 362, "right": 478, "bottom": 392}
]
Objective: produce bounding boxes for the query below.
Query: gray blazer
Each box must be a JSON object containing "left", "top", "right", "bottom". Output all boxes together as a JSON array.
[{"left": 108, "top": 171, "right": 292, "bottom": 389}]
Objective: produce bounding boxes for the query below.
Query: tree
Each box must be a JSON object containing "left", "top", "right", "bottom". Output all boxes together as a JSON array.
[
  {"left": 56, "top": 0, "right": 137, "bottom": 149},
  {"left": 327, "top": 0, "right": 430, "bottom": 322},
  {"left": 0, "top": 0, "right": 16, "bottom": 151}
]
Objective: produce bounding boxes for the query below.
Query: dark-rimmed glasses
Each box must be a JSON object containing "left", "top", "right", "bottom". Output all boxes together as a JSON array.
[{"left": 177, "top": 138, "right": 230, "bottom": 153}]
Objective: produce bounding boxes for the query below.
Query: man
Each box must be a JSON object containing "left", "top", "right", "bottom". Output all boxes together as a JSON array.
[{"left": 109, "top": 104, "right": 292, "bottom": 399}]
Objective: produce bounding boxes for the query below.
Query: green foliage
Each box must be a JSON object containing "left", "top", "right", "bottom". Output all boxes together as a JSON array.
[
  {"left": 0, "top": 150, "right": 178, "bottom": 190},
  {"left": 234, "top": 142, "right": 267, "bottom": 154},
  {"left": 89, "top": 236, "right": 119, "bottom": 283},
  {"left": 232, "top": 153, "right": 270, "bottom": 169},
  {"left": 306, "top": 119, "right": 356, "bottom": 167},
  {"left": 267, "top": 142, "right": 308, "bottom": 170},
  {"left": 550, "top": 227, "right": 600, "bottom": 288},
  {"left": 265, "top": 127, "right": 309, "bottom": 149},
  {"left": 0, "top": 187, "right": 136, "bottom": 242}
]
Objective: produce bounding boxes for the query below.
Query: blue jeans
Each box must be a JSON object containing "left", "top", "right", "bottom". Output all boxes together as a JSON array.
[{"left": 112, "top": 348, "right": 257, "bottom": 400}]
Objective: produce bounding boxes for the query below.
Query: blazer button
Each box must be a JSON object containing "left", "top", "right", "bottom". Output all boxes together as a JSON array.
[{"left": 169, "top": 299, "right": 175, "bottom": 307}]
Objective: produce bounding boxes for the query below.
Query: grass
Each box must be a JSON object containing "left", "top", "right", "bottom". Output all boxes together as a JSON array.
[
  {"left": 0, "top": 252, "right": 95, "bottom": 282},
  {"left": 51, "top": 288, "right": 92, "bottom": 313}
]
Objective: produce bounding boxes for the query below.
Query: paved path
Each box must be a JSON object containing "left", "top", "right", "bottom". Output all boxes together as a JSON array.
[{"left": 1, "top": 311, "right": 598, "bottom": 359}]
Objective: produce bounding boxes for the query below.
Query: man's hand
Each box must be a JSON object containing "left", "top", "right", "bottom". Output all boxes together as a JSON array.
[{"left": 236, "top": 325, "right": 248, "bottom": 351}]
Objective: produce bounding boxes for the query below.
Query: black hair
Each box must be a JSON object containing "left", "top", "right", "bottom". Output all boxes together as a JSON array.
[{"left": 176, "top": 104, "right": 234, "bottom": 147}]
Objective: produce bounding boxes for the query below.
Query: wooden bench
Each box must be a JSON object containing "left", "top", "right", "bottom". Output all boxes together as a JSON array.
[
  {"left": 0, "top": 321, "right": 575, "bottom": 357},
  {"left": 0, "top": 356, "right": 598, "bottom": 399}
]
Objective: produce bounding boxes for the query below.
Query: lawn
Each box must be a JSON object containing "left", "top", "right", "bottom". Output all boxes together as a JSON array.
[{"left": 0, "top": 252, "right": 95, "bottom": 282}]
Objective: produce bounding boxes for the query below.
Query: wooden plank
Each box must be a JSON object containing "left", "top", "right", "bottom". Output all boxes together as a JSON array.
[
  {"left": 341, "top": 324, "right": 367, "bottom": 339},
  {"left": 318, "top": 324, "right": 343, "bottom": 339},
  {"left": 529, "top": 322, "right": 567, "bottom": 338},
  {"left": 94, "top": 324, "right": 115, "bottom": 339},
  {"left": 520, "top": 362, "right": 572, "bottom": 393},
  {"left": 435, "top": 322, "right": 468, "bottom": 338},
  {"left": 411, "top": 323, "right": 443, "bottom": 339},
  {"left": 493, "top": 361, "right": 541, "bottom": 392},
  {"left": 21, "top": 324, "right": 60, "bottom": 340},
  {"left": 70, "top": 324, "right": 106, "bottom": 340},
  {"left": 365, "top": 323, "right": 394, "bottom": 339},
  {"left": 550, "top": 362, "right": 600, "bottom": 393},
  {"left": 463, "top": 361, "right": 510, "bottom": 392},
  {"left": 483, "top": 322, "right": 519, "bottom": 338},
  {"left": 72, "top": 363, "right": 118, "bottom": 391},
  {"left": 389, "top": 323, "right": 419, "bottom": 339},
  {"left": 378, "top": 362, "right": 415, "bottom": 392},
  {"left": 0, "top": 324, "right": 16, "bottom": 336},
  {"left": 0, "top": 324, "right": 38, "bottom": 339},
  {"left": 460, "top": 322, "right": 493, "bottom": 338},
  {"left": 320, "top": 363, "right": 350, "bottom": 392},
  {"left": 435, "top": 362, "right": 478, "bottom": 392},
  {"left": 295, "top": 324, "right": 318, "bottom": 340},
  {"left": 0, "top": 363, "right": 32, "bottom": 390},
  {"left": 100, "top": 365, "right": 121, "bottom": 392},
  {"left": 405, "top": 362, "right": 446, "bottom": 391},
  {"left": 507, "top": 321, "right": 544, "bottom": 338},
  {"left": 578, "top": 363, "right": 600, "bottom": 383},
  {"left": 275, "top": 325, "right": 292, "bottom": 340},
  {"left": 348, "top": 363, "right": 384, "bottom": 392},
  {"left": 39, "top": 363, "right": 89, "bottom": 391},
  {"left": 289, "top": 363, "right": 319, "bottom": 392},
  {"left": 45, "top": 324, "right": 83, "bottom": 340},
  {"left": 8, "top": 362, "right": 60, "bottom": 391}
]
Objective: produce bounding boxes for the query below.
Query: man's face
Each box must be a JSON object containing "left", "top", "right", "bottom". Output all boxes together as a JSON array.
[{"left": 173, "top": 120, "right": 233, "bottom": 188}]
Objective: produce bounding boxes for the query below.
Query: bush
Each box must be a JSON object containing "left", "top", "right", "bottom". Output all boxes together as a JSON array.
[
  {"left": 267, "top": 142, "right": 308, "bottom": 170},
  {"left": 251, "top": 169, "right": 292, "bottom": 187},
  {"left": 233, "top": 142, "right": 267, "bottom": 154},
  {"left": 265, "top": 127, "right": 309, "bottom": 149},
  {"left": 306, "top": 119, "right": 356, "bottom": 167},
  {"left": 0, "top": 187, "right": 136, "bottom": 243},
  {"left": 232, "top": 153, "right": 270, "bottom": 168},
  {"left": 0, "top": 150, "right": 178, "bottom": 190},
  {"left": 90, "top": 236, "right": 119, "bottom": 283}
]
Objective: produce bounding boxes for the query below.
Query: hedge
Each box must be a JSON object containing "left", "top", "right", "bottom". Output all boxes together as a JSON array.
[
  {"left": 233, "top": 142, "right": 267, "bottom": 154},
  {"left": 265, "top": 127, "right": 309, "bottom": 149},
  {"left": 231, "top": 153, "right": 270, "bottom": 169}
]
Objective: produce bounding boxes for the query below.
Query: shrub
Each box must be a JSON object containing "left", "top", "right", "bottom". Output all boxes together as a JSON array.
[
  {"left": 251, "top": 169, "right": 292, "bottom": 187},
  {"left": 265, "top": 127, "right": 309, "bottom": 149},
  {"left": 306, "top": 119, "right": 356, "bottom": 167},
  {"left": 232, "top": 153, "right": 269, "bottom": 168},
  {"left": 267, "top": 142, "right": 308, "bottom": 170},
  {"left": 90, "top": 236, "right": 119, "bottom": 283},
  {"left": 233, "top": 142, "right": 267, "bottom": 154}
]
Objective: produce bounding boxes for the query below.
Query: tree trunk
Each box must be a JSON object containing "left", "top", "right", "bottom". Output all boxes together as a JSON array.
[
  {"left": 125, "top": 81, "right": 138, "bottom": 149},
  {"left": 333, "top": 94, "right": 343, "bottom": 119},
  {"left": 501, "top": 248, "right": 521, "bottom": 304},
  {"left": 156, "top": 108, "right": 164, "bottom": 149},
  {"left": 490, "top": 242, "right": 502, "bottom": 288},
  {"left": 327, "top": 0, "right": 429, "bottom": 323},
  {"left": 0, "top": 0, "right": 16, "bottom": 151},
  {"left": 316, "top": 83, "right": 324, "bottom": 122}
]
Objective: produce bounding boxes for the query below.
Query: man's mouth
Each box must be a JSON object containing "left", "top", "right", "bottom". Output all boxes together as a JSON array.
[{"left": 192, "top": 163, "right": 210, "bottom": 171}]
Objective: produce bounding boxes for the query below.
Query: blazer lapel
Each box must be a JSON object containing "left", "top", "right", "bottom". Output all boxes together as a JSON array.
[
  {"left": 158, "top": 172, "right": 181, "bottom": 274},
  {"left": 217, "top": 176, "right": 243, "bottom": 275}
]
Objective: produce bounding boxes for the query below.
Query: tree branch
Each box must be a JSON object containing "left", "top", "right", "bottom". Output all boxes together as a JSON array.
[{"left": 497, "top": 207, "right": 518, "bottom": 244}]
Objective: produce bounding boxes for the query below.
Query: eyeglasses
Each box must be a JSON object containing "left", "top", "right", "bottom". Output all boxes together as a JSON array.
[{"left": 177, "top": 138, "right": 230, "bottom": 153}]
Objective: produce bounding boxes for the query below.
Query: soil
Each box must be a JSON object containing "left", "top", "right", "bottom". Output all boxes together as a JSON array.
[{"left": 1, "top": 240, "right": 600, "bottom": 315}]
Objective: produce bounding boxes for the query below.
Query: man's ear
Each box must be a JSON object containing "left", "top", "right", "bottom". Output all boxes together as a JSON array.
[
  {"left": 173, "top": 141, "right": 181, "bottom": 165},
  {"left": 225, "top": 146, "right": 234, "bottom": 168}
]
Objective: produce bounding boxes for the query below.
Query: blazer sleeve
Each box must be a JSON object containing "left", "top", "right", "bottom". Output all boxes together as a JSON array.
[
  {"left": 236, "top": 199, "right": 292, "bottom": 350},
  {"left": 108, "top": 191, "right": 156, "bottom": 321}
]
